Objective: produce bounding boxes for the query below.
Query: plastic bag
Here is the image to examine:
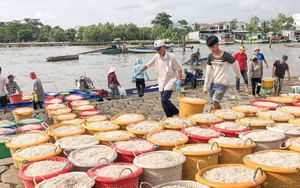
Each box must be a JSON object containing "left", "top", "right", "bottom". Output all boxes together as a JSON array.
[{"left": 117, "top": 86, "right": 127, "bottom": 96}]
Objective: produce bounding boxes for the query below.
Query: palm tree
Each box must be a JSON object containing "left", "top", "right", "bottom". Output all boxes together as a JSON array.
[{"left": 260, "top": 20, "right": 270, "bottom": 33}]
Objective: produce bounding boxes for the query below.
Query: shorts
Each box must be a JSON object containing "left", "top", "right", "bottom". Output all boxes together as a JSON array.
[
  {"left": 0, "top": 95, "right": 8, "bottom": 107},
  {"left": 209, "top": 83, "right": 228, "bottom": 103}
]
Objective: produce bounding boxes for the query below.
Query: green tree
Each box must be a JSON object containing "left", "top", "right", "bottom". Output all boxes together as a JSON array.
[
  {"left": 260, "top": 20, "right": 270, "bottom": 33},
  {"left": 178, "top": 19, "right": 188, "bottom": 26},
  {"left": 64, "top": 28, "right": 76, "bottom": 41},
  {"left": 230, "top": 19, "right": 238, "bottom": 30},
  {"left": 0, "top": 27, "right": 7, "bottom": 42},
  {"left": 151, "top": 25, "right": 165, "bottom": 39},
  {"left": 50, "top": 26, "right": 65, "bottom": 42},
  {"left": 151, "top": 12, "right": 173, "bottom": 29},
  {"left": 191, "top": 23, "right": 201, "bottom": 31}
]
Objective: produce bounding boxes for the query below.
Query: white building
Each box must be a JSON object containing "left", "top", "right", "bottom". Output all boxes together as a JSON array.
[
  {"left": 186, "top": 31, "right": 200, "bottom": 41},
  {"left": 293, "top": 13, "right": 300, "bottom": 30}
]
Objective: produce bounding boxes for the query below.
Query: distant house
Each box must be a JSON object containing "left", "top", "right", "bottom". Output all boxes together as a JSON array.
[
  {"left": 280, "top": 30, "right": 300, "bottom": 41},
  {"left": 293, "top": 13, "right": 300, "bottom": 30}
]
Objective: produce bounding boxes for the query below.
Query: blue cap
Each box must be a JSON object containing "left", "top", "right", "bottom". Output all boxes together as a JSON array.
[{"left": 282, "top": 55, "right": 288, "bottom": 61}]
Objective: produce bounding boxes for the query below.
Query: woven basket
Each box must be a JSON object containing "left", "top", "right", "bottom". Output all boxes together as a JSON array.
[
  {"left": 126, "top": 121, "right": 163, "bottom": 138},
  {"left": 53, "top": 113, "right": 77, "bottom": 124},
  {"left": 46, "top": 103, "right": 67, "bottom": 119},
  {"left": 187, "top": 113, "right": 222, "bottom": 126},
  {"left": 160, "top": 117, "right": 196, "bottom": 130},
  {"left": 94, "top": 130, "right": 136, "bottom": 146},
  {"left": 277, "top": 106, "right": 300, "bottom": 118},
  {"left": 152, "top": 180, "right": 209, "bottom": 188},
  {"left": 280, "top": 137, "right": 300, "bottom": 152},
  {"left": 231, "top": 105, "right": 268, "bottom": 117},
  {"left": 288, "top": 118, "right": 300, "bottom": 126},
  {"left": 173, "top": 143, "right": 221, "bottom": 181},
  {"left": 85, "top": 115, "right": 108, "bottom": 122},
  {"left": 195, "top": 164, "right": 266, "bottom": 188},
  {"left": 111, "top": 113, "right": 146, "bottom": 130},
  {"left": 82, "top": 121, "right": 120, "bottom": 135},
  {"left": 133, "top": 151, "right": 186, "bottom": 186},
  {"left": 243, "top": 150, "right": 300, "bottom": 188},
  {"left": 235, "top": 117, "right": 275, "bottom": 130},
  {"left": 47, "top": 124, "right": 86, "bottom": 143},
  {"left": 208, "top": 138, "right": 256, "bottom": 164},
  {"left": 266, "top": 96, "right": 296, "bottom": 106},
  {"left": 211, "top": 109, "right": 245, "bottom": 121},
  {"left": 256, "top": 111, "right": 294, "bottom": 123}
]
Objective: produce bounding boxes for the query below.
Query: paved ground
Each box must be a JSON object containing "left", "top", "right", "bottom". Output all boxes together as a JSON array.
[{"left": 0, "top": 77, "right": 298, "bottom": 187}]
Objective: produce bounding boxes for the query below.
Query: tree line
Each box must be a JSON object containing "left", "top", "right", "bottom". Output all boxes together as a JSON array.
[{"left": 0, "top": 12, "right": 294, "bottom": 43}]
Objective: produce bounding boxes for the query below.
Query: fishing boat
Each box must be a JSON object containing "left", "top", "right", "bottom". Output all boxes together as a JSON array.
[
  {"left": 284, "top": 43, "right": 300, "bottom": 48},
  {"left": 46, "top": 54, "right": 79, "bottom": 62},
  {"left": 216, "top": 33, "right": 235, "bottom": 45}
]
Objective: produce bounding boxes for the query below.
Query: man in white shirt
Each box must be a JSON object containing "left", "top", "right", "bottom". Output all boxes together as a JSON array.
[
  {"left": 0, "top": 67, "right": 10, "bottom": 115},
  {"left": 203, "top": 36, "right": 242, "bottom": 111},
  {"left": 140, "top": 40, "right": 182, "bottom": 117}
]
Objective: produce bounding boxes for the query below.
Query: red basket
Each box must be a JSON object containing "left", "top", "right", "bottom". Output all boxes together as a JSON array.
[
  {"left": 250, "top": 100, "right": 281, "bottom": 110},
  {"left": 80, "top": 109, "right": 101, "bottom": 118},
  {"left": 293, "top": 100, "right": 300, "bottom": 107},
  {"left": 87, "top": 162, "right": 143, "bottom": 188},
  {"left": 181, "top": 126, "right": 222, "bottom": 143},
  {"left": 44, "top": 96, "right": 63, "bottom": 106},
  {"left": 65, "top": 94, "right": 83, "bottom": 107},
  {"left": 17, "top": 123, "right": 45, "bottom": 133},
  {"left": 18, "top": 157, "right": 73, "bottom": 188},
  {"left": 111, "top": 139, "right": 156, "bottom": 163},
  {"left": 9, "top": 92, "right": 23, "bottom": 104},
  {"left": 210, "top": 122, "right": 250, "bottom": 138}
]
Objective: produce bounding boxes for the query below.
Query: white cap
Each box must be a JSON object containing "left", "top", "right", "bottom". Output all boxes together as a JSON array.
[
  {"left": 108, "top": 67, "right": 116, "bottom": 74},
  {"left": 254, "top": 47, "right": 260, "bottom": 52},
  {"left": 153, "top": 39, "right": 165, "bottom": 50}
]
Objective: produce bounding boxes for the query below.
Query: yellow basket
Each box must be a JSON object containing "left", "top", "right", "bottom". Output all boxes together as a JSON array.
[
  {"left": 5, "top": 131, "right": 50, "bottom": 151},
  {"left": 12, "top": 107, "right": 34, "bottom": 121},
  {"left": 231, "top": 105, "right": 268, "bottom": 117},
  {"left": 111, "top": 113, "right": 146, "bottom": 130},
  {"left": 81, "top": 121, "right": 120, "bottom": 135},
  {"left": 288, "top": 118, "right": 300, "bottom": 126},
  {"left": 60, "top": 118, "right": 84, "bottom": 125},
  {"left": 53, "top": 113, "right": 77, "bottom": 124},
  {"left": 146, "top": 130, "right": 189, "bottom": 151},
  {"left": 160, "top": 117, "right": 197, "bottom": 130},
  {"left": 276, "top": 106, "right": 300, "bottom": 118},
  {"left": 211, "top": 109, "right": 245, "bottom": 121},
  {"left": 195, "top": 164, "right": 266, "bottom": 188},
  {"left": 235, "top": 117, "right": 275, "bottom": 130},
  {"left": 70, "top": 100, "right": 90, "bottom": 109},
  {"left": 261, "top": 77, "right": 275, "bottom": 90},
  {"left": 280, "top": 137, "right": 300, "bottom": 153},
  {"left": 243, "top": 150, "right": 300, "bottom": 188},
  {"left": 256, "top": 111, "right": 294, "bottom": 123},
  {"left": 46, "top": 103, "right": 67, "bottom": 119},
  {"left": 46, "top": 124, "right": 86, "bottom": 143},
  {"left": 94, "top": 130, "right": 135, "bottom": 146},
  {"left": 177, "top": 97, "right": 207, "bottom": 118},
  {"left": 126, "top": 121, "right": 163, "bottom": 138},
  {"left": 12, "top": 143, "right": 62, "bottom": 169},
  {"left": 173, "top": 143, "right": 221, "bottom": 181},
  {"left": 266, "top": 96, "right": 296, "bottom": 106},
  {"left": 280, "top": 93, "right": 300, "bottom": 100},
  {"left": 187, "top": 113, "right": 223, "bottom": 126},
  {"left": 208, "top": 138, "right": 256, "bottom": 164},
  {"left": 84, "top": 115, "right": 108, "bottom": 122}
]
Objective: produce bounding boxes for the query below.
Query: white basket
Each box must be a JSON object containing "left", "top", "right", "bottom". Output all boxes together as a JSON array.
[
  {"left": 68, "top": 145, "right": 117, "bottom": 172},
  {"left": 133, "top": 151, "right": 186, "bottom": 186},
  {"left": 55, "top": 135, "right": 99, "bottom": 150},
  {"left": 153, "top": 180, "right": 209, "bottom": 188}
]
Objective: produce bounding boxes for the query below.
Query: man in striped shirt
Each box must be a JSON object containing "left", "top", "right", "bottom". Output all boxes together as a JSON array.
[{"left": 7, "top": 75, "right": 21, "bottom": 95}]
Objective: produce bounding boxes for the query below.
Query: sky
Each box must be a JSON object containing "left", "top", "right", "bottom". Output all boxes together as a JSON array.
[{"left": 0, "top": 0, "right": 299, "bottom": 29}]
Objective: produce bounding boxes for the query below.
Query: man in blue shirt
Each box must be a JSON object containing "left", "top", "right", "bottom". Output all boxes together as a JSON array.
[
  {"left": 184, "top": 69, "right": 197, "bottom": 89},
  {"left": 253, "top": 47, "right": 269, "bottom": 69}
]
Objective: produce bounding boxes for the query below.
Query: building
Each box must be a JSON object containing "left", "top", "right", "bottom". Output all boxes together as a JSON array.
[{"left": 293, "top": 13, "right": 300, "bottom": 30}]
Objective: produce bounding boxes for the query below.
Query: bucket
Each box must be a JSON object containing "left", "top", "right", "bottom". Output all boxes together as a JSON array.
[
  {"left": 250, "top": 100, "right": 282, "bottom": 110},
  {"left": 9, "top": 92, "right": 23, "bottom": 104},
  {"left": 208, "top": 138, "right": 256, "bottom": 164},
  {"left": 243, "top": 150, "right": 300, "bottom": 188},
  {"left": 173, "top": 143, "right": 221, "bottom": 181},
  {"left": 87, "top": 163, "right": 143, "bottom": 188},
  {"left": 261, "top": 77, "right": 275, "bottom": 90},
  {"left": 18, "top": 157, "right": 73, "bottom": 188},
  {"left": 65, "top": 94, "right": 83, "bottom": 107},
  {"left": 235, "top": 117, "right": 275, "bottom": 130},
  {"left": 12, "top": 107, "right": 34, "bottom": 121},
  {"left": 195, "top": 164, "right": 266, "bottom": 188},
  {"left": 210, "top": 122, "right": 250, "bottom": 138},
  {"left": 81, "top": 121, "right": 120, "bottom": 135},
  {"left": 181, "top": 126, "right": 222, "bottom": 144},
  {"left": 80, "top": 109, "right": 101, "bottom": 118},
  {"left": 177, "top": 97, "right": 207, "bottom": 118}
]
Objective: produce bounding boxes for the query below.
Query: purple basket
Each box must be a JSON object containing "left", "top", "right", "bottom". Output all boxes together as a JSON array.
[{"left": 0, "top": 126, "right": 17, "bottom": 136}]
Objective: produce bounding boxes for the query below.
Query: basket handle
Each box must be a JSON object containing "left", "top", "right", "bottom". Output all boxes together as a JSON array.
[
  {"left": 295, "top": 168, "right": 300, "bottom": 173},
  {"left": 196, "top": 159, "right": 208, "bottom": 171},
  {"left": 253, "top": 167, "right": 263, "bottom": 182},
  {"left": 139, "top": 182, "right": 153, "bottom": 188},
  {"left": 132, "top": 150, "right": 142, "bottom": 157},
  {"left": 279, "top": 140, "right": 290, "bottom": 150},
  {"left": 62, "top": 161, "right": 71, "bottom": 170},
  {"left": 174, "top": 140, "right": 184, "bottom": 147},
  {"left": 177, "top": 153, "right": 185, "bottom": 162},
  {"left": 54, "top": 136, "right": 59, "bottom": 142},
  {"left": 143, "top": 133, "right": 149, "bottom": 139},
  {"left": 244, "top": 138, "right": 254, "bottom": 145},
  {"left": 107, "top": 115, "right": 112, "bottom": 120},
  {"left": 98, "top": 157, "right": 109, "bottom": 165},
  {"left": 211, "top": 142, "right": 220, "bottom": 151},
  {"left": 119, "top": 168, "right": 133, "bottom": 178},
  {"left": 41, "top": 122, "right": 50, "bottom": 129},
  {"left": 55, "top": 144, "right": 61, "bottom": 152},
  {"left": 63, "top": 149, "right": 72, "bottom": 156},
  {"left": 33, "top": 175, "right": 45, "bottom": 186},
  {"left": 20, "top": 159, "right": 30, "bottom": 168}
]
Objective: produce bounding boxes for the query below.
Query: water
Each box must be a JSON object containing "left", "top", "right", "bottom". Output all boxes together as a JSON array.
[{"left": 0, "top": 43, "right": 299, "bottom": 94}]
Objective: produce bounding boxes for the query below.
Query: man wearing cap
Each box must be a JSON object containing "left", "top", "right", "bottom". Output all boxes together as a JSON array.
[
  {"left": 252, "top": 47, "right": 268, "bottom": 69},
  {"left": 233, "top": 46, "right": 249, "bottom": 93},
  {"left": 30, "top": 72, "right": 45, "bottom": 109},
  {"left": 7, "top": 75, "right": 21, "bottom": 95},
  {"left": 203, "top": 35, "right": 242, "bottom": 110},
  {"left": 272, "top": 55, "right": 291, "bottom": 95},
  {"left": 140, "top": 39, "right": 182, "bottom": 117},
  {"left": 0, "top": 67, "right": 10, "bottom": 115},
  {"left": 183, "top": 69, "right": 197, "bottom": 89}
]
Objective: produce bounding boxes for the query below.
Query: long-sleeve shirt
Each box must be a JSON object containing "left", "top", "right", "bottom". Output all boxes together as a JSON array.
[
  {"left": 107, "top": 73, "right": 120, "bottom": 87},
  {"left": 203, "top": 51, "right": 241, "bottom": 91},
  {"left": 8, "top": 81, "right": 21, "bottom": 94},
  {"left": 135, "top": 64, "right": 149, "bottom": 79},
  {"left": 249, "top": 61, "right": 263, "bottom": 78}
]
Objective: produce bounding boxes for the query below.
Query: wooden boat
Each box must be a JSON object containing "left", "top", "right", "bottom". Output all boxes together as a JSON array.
[
  {"left": 284, "top": 43, "right": 300, "bottom": 48},
  {"left": 46, "top": 54, "right": 79, "bottom": 62},
  {"left": 216, "top": 33, "right": 235, "bottom": 45}
]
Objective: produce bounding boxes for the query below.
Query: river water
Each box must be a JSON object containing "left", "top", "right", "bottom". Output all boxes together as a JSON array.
[{"left": 0, "top": 43, "right": 299, "bottom": 94}]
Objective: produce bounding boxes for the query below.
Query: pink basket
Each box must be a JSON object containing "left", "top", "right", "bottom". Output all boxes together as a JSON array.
[
  {"left": 181, "top": 126, "right": 222, "bottom": 143},
  {"left": 210, "top": 122, "right": 250, "bottom": 138},
  {"left": 9, "top": 92, "right": 23, "bottom": 104}
]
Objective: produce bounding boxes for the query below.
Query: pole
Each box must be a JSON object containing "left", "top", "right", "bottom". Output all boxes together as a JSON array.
[{"left": 182, "top": 36, "right": 186, "bottom": 52}]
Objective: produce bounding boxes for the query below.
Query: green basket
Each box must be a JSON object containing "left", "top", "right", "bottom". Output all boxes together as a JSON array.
[
  {"left": 0, "top": 120, "right": 18, "bottom": 128},
  {"left": 0, "top": 141, "right": 11, "bottom": 159},
  {"left": 17, "top": 116, "right": 44, "bottom": 126}
]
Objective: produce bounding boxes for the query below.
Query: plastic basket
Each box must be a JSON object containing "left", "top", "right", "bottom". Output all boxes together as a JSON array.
[
  {"left": 47, "top": 124, "right": 86, "bottom": 143},
  {"left": 250, "top": 100, "right": 281, "bottom": 110},
  {"left": 181, "top": 126, "right": 222, "bottom": 144},
  {"left": 0, "top": 120, "right": 18, "bottom": 128},
  {"left": 235, "top": 117, "right": 275, "bottom": 130},
  {"left": 261, "top": 77, "right": 275, "bottom": 90},
  {"left": 210, "top": 122, "right": 250, "bottom": 138},
  {"left": 53, "top": 113, "right": 76, "bottom": 124},
  {"left": 80, "top": 109, "right": 101, "bottom": 118},
  {"left": 0, "top": 126, "right": 17, "bottom": 136},
  {"left": 159, "top": 117, "right": 196, "bottom": 130},
  {"left": 126, "top": 121, "right": 163, "bottom": 138},
  {"left": 17, "top": 117, "right": 44, "bottom": 126},
  {"left": 82, "top": 121, "right": 120, "bottom": 135},
  {"left": 12, "top": 107, "right": 34, "bottom": 121},
  {"left": 266, "top": 96, "right": 296, "bottom": 106},
  {"left": 94, "top": 130, "right": 135, "bottom": 146},
  {"left": 111, "top": 113, "right": 146, "bottom": 130},
  {"left": 177, "top": 97, "right": 207, "bottom": 118},
  {"left": 9, "top": 92, "right": 23, "bottom": 104}
]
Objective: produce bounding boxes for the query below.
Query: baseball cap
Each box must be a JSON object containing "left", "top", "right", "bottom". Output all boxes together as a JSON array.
[
  {"left": 7, "top": 75, "right": 15, "bottom": 79},
  {"left": 29, "top": 72, "right": 36, "bottom": 78},
  {"left": 254, "top": 47, "right": 260, "bottom": 52},
  {"left": 282, "top": 55, "right": 288, "bottom": 61},
  {"left": 153, "top": 40, "right": 165, "bottom": 50},
  {"left": 240, "top": 46, "right": 246, "bottom": 51}
]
